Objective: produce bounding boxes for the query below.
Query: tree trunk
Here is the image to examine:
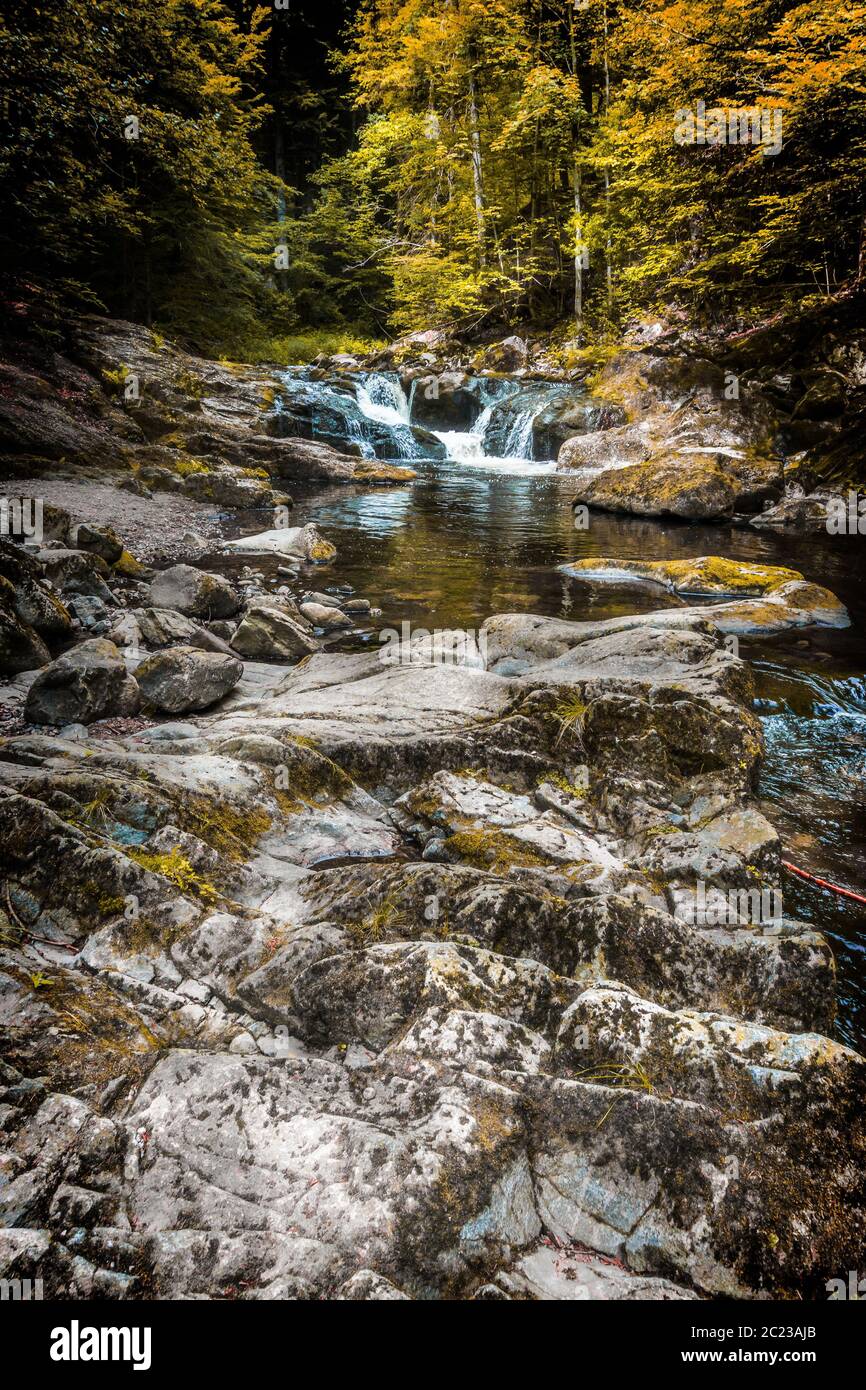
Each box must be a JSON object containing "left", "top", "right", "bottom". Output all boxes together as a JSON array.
[
  {"left": 569, "top": 4, "right": 583, "bottom": 329},
  {"left": 468, "top": 68, "right": 486, "bottom": 268},
  {"left": 574, "top": 159, "right": 582, "bottom": 324}
]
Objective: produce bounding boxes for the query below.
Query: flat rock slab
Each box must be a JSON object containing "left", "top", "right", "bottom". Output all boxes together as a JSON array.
[{"left": 558, "top": 556, "right": 849, "bottom": 634}]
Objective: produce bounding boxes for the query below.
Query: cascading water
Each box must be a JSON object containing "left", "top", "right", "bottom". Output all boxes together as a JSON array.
[
  {"left": 275, "top": 367, "right": 571, "bottom": 471},
  {"left": 428, "top": 380, "right": 559, "bottom": 473},
  {"left": 354, "top": 374, "right": 423, "bottom": 458},
  {"left": 275, "top": 369, "right": 429, "bottom": 460}
]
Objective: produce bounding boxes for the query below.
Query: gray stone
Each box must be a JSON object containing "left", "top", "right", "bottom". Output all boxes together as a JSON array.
[
  {"left": 68, "top": 522, "right": 124, "bottom": 565},
  {"left": 24, "top": 638, "right": 140, "bottom": 725},
  {"left": 299, "top": 602, "right": 353, "bottom": 631},
  {"left": 230, "top": 600, "right": 319, "bottom": 661},
  {"left": 135, "top": 645, "right": 243, "bottom": 714},
  {"left": 150, "top": 564, "right": 239, "bottom": 619}
]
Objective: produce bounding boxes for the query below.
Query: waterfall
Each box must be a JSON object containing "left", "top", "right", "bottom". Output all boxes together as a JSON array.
[
  {"left": 501, "top": 408, "right": 537, "bottom": 460},
  {"left": 430, "top": 396, "right": 556, "bottom": 473},
  {"left": 276, "top": 369, "right": 425, "bottom": 459},
  {"left": 359, "top": 372, "right": 412, "bottom": 422},
  {"left": 432, "top": 406, "right": 493, "bottom": 464},
  {"left": 355, "top": 373, "right": 423, "bottom": 457},
  {"left": 275, "top": 367, "right": 563, "bottom": 471}
]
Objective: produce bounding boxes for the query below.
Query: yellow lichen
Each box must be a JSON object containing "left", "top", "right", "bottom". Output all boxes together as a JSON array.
[{"left": 127, "top": 845, "right": 218, "bottom": 904}]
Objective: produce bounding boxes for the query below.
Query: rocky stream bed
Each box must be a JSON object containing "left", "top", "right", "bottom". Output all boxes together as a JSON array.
[{"left": 0, "top": 319, "right": 864, "bottom": 1301}]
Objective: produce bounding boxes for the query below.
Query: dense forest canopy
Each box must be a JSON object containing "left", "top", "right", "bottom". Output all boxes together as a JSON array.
[{"left": 1, "top": 0, "right": 864, "bottom": 357}]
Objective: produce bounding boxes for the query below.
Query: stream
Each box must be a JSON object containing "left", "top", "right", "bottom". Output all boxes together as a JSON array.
[{"left": 237, "top": 370, "right": 866, "bottom": 1048}]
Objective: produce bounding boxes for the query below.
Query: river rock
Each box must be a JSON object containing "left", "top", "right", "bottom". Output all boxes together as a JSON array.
[
  {"left": 135, "top": 645, "right": 243, "bottom": 713},
  {"left": 481, "top": 336, "right": 528, "bottom": 371},
  {"left": 181, "top": 466, "right": 273, "bottom": 510},
  {"left": 150, "top": 564, "right": 239, "bottom": 619},
  {"left": 0, "top": 578, "right": 51, "bottom": 674},
  {"left": 303, "top": 591, "right": 342, "bottom": 608},
  {"left": 134, "top": 607, "right": 236, "bottom": 654},
  {"left": 36, "top": 548, "right": 113, "bottom": 601},
  {"left": 68, "top": 522, "right": 124, "bottom": 565},
  {"left": 24, "top": 638, "right": 140, "bottom": 725},
  {"left": 750, "top": 492, "right": 836, "bottom": 531},
  {"left": 230, "top": 599, "right": 320, "bottom": 661},
  {"left": 409, "top": 371, "right": 480, "bottom": 430},
  {"left": 225, "top": 522, "right": 337, "bottom": 563},
  {"left": 299, "top": 602, "right": 353, "bottom": 631},
  {"left": 67, "top": 594, "right": 111, "bottom": 630},
  {"left": 533, "top": 398, "right": 625, "bottom": 458},
  {"left": 558, "top": 424, "right": 651, "bottom": 473},
  {"left": 558, "top": 556, "right": 850, "bottom": 634},
  {"left": 0, "top": 543, "right": 72, "bottom": 639},
  {"left": 567, "top": 456, "right": 738, "bottom": 520}
]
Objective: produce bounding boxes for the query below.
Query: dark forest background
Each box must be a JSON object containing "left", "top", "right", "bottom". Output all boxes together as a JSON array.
[{"left": 1, "top": 0, "right": 864, "bottom": 361}]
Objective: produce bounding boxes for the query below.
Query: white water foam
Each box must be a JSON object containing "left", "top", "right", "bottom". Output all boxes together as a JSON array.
[{"left": 433, "top": 403, "right": 556, "bottom": 474}]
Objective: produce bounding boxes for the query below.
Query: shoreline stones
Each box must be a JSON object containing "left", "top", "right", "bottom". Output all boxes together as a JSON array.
[{"left": 230, "top": 598, "right": 320, "bottom": 661}]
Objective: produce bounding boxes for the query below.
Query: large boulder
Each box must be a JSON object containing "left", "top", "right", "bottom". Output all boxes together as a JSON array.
[
  {"left": 408, "top": 372, "right": 480, "bottom": 430},
  {"left": 134, "top": 607, "right": 236, "bottom": 655},
  {"left": 555, "top": 347, "right": 789, "bottom": 518},
  {"left": 0, "top": 577, "right": 51, "bottom": 674},
  {"left": 150, "top": 564, "right": 239, "bottom": 619},
  {"left": 533, "top": 398, "right": 625, "bottom": 459},
  {"left": 0, "top": 543, "right": 72, "bottom": 640},
  {"left": 558, "top": 425, "right": 651, "bottom": 473},
  {"left": 24, "top": 638, "right": 140, "bottom": 725},
  {"left": 135, "top": 645, "right": 243, "bottom": 713},
  {"left": 181, "top": 466, "right": 274, "bottom": 510},
  {"left": 568, "top": 456, "right": 737, "bottom": 520}
]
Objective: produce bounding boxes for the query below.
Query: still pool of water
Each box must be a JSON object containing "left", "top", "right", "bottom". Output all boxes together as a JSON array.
[{"left": 225, "top": 452, "right": 866, "bottom": 1047}]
